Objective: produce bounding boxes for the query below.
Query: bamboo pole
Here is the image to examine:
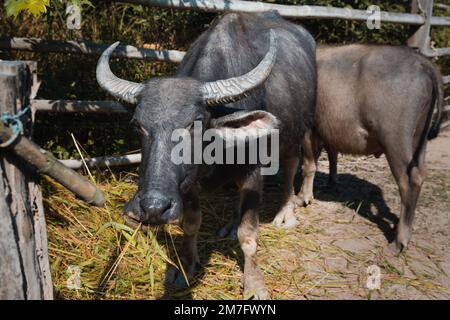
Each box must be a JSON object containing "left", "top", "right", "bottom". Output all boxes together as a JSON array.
[{"left": 0, "top": 122, "right": 105, "bottom": 207}]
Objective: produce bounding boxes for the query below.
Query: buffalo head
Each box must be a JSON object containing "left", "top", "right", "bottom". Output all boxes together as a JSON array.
[{"left": 96, "top": 31, "right": 279, "bottom": 226}]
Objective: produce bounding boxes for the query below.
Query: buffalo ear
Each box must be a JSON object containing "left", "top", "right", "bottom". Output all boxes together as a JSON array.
[{"left": 210, "top": 110, "right": 279, "bottom": 143}]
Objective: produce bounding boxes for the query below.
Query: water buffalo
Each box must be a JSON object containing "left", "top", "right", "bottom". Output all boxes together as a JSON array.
[
  {"left": 96, "top": 12, "right": 316, "bottom": 299},
  {"left": 286, "top": 44, "right": 443, "bottom": 254}
]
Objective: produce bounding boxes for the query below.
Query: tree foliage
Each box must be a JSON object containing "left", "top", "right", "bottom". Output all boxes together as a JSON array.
[
  {"left": 5, "top": 0, "right": 50, "bottom": 17},
  {"left": 0, "top": 1, "right": 448, "bottom": 159},
  {"left": 4, "top": 0, "right": 92, "bottom": 18}
]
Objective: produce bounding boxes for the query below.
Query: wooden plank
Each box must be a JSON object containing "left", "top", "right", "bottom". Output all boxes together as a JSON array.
[
  {"left": 0, "top": 72, "right": 26, "bottom": 300},
  {"left": 117, "top": 0, "right": 450, "bottom": 26},
  {"left": 0, "top": 38, "right": 185, "bottom": 63},
  {"left": 407, "top": 0, "right": 450, "bottom": 57},
  {"left": 408, "top": 0, "right": 434, "bottom": 54},
  {"left": 27, "top": 179, "right": 53, "bottom": 299},
  {"left": 0, "top": 61, "right": 53, "bottom": 300},
  {"left": 435, "top": 3, "right": 450, "bottom": 10},
  {"left": 24, "top": 60, "right": 52, "bottom": 300}
]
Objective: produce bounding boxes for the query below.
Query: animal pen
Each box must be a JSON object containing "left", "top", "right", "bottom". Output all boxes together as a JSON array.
[{"left": 0, "top": 0, "right": 449, "bottom": 300}]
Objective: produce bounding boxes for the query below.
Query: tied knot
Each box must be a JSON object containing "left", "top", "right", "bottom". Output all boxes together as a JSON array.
[{"left": 0, "top": 105, "right": 30, "bottom": 148}]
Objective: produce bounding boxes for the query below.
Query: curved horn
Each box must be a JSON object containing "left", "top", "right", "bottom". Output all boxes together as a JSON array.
[
  {"left": 96, "top": 42, "right": 145, "bottom": 104},
  {"left": 201, "top": 30, "right": 278, "bottom": 106}
]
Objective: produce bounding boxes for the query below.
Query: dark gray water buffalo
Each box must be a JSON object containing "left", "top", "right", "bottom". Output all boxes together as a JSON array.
[
  {"left": 289, "top": 44, "right": 443, "bottom": 254},
  {"left": 96, "top": 12, "right": 316, "bottom": 299}
]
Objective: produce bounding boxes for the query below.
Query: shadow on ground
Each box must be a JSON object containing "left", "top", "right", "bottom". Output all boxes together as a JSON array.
[{"left": 157, "top": 168, "right": 400, "bottom": 299}]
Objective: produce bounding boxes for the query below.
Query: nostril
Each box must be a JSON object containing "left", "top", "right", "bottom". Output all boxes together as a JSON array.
[{"left": 140, "top": 196, "right": 171, "bottom": 217}]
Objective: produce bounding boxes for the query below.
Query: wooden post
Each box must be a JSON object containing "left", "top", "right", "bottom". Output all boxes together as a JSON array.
[
  {"left": 0, "top": 61, "right": 53, "bottom": 300},
  {"left": 408, "top": 0, "right": 434, "bottom": 54}
]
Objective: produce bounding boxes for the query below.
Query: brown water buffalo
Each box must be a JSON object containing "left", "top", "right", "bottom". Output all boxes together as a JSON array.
[{"left": 273, "top": 44, "right": 443, "bottom": 255}]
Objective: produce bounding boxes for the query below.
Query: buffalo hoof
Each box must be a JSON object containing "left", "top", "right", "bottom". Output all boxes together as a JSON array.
[
  {"left": 243, "top": 269, "right": 269, "bottom": 300},
  {"left": 165, "top": 259, "right": 199, "bottom": 289},
  {"left": 217, "top": 222, "right": 238, "bottom": 240},
  {"left": 166, "top": 266, "right": 190, "bottom": 288},
  {"left": 272, "top": 203, "right": 299, "bottom": 229},
  {"left": 294, "top": 193, "right": 314, "bottom": 207},
  {"left": 383, "top": 241, "right": 405, "bottom": 257}
]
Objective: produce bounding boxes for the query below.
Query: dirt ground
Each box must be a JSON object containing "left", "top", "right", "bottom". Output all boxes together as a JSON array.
[
  {"left": 252, "top": 129, "right": 450, "bottom": 299},
  {"left": 46, "top": 130, "right": 450, "bottom": 300},
  {"left": 159, "top": 129, "right": 450, "bottom": 300}
]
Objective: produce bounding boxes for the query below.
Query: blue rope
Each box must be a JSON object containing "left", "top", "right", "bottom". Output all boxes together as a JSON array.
[{"left": 0, "top": 105, "right": 30, "bottom": 148}]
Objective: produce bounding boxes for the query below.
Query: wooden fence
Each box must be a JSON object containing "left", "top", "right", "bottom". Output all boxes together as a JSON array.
[
  {"left": 0, "top": 61, "right": 105, "bottom": 299},
  {"left": 1, "top": 0, "right": 449, "bottom": 170},
  {"left": 10, "top": 0, "right": 449, "bottom": 170},
  {"left": 1, "top": 0, "right": 450, "bottom": 299}
]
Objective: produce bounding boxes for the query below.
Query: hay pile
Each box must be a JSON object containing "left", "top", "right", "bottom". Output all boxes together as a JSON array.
[{"left": 44, "top": 154, "right": 450, "bottom": 299}]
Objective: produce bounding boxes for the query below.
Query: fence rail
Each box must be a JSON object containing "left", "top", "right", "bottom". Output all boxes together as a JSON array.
[
  {"left": 117, "top": 0, "right": 450, "bottom": 26},
  {"left": 0, "top": 37, "right": 185, "bottom": 63},
  {"left": 436, "top": 3, "right": 450, "bottom": 10},
  {"left": 4, "top": 37, "right": 450, "bottom": 85},
  {"left": 118, "top": 0, "right": 450, "bottom": 57},
  {"left": 31, "top": 99, "right": 132, "bottom": 113},
  {"left": 57, "top": 102, "right": 450, "bottom": 170},
  {"left": 60, "top": 153, "right": 142, "bottom": 169},
  {"left": 31, "top": 98, "right": 450, "bottom": 114}
]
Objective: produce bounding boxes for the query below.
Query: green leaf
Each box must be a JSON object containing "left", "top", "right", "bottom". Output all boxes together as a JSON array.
[
  {"left": 4, "top": 0, "right": 50, "bottom": 18},
  {"left": 5, "top": 0, "right": 27, "bottom": 18},
  {"left": 26, "top": 0, "right": 50, "bottom": 16},
  {"left": 3, "top": 0, "right": 93, "bottom": 18}
]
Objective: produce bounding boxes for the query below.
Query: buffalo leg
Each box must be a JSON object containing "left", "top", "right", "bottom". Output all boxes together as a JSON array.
[
  {"left": 325, "top": 146, "right": 338, "bottom": 186},
  {"left": 296, "top": 131, "right": 321, "bottom": 206},
  {"left": 216, "top": 203, "right": 240, "bottom": 240},
  {"left": 236, "top": 168, "right": 268, "bottom": 299},
  {"left": 385, "top": 143, "right": 426, "bottom": 254},
  {"left": 166, "top": 193, "right": 201, "bottom": 287},
  {"left": 272, "top": 156, "right": 300, "bottom": 228}
]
